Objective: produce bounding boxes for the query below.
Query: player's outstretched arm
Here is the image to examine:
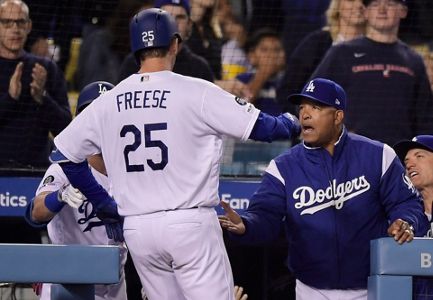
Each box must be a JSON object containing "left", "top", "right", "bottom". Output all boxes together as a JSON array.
[
  {"left": 248, "top": 111, "right": 301, "bottom": 142},
  {"left": 50, "top": 150, "right": 124, "bottom": 242}
]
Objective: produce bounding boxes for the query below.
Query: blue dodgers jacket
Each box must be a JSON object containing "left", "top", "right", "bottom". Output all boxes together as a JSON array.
[{"left": 233, "top": 129, "right": 429, "bottom": 289}]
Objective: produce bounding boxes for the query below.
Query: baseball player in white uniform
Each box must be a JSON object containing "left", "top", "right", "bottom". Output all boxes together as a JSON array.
[
  {"left": 25, "top": 81, "right": 128, "bottom": 300},
  {"left": 50, "top": 8, "right": 300, "bottom": 300}
]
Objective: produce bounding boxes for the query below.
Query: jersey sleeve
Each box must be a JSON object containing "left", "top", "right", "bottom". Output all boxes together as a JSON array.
[
  {"left": 201, "top": 84, "right": 260, "bottom": 140},
  {"left": 54, "top": 101, "right": 102, "bottom": 163},
  {"left": 36, "top": 164, "right": 69, "bottom": 195}
]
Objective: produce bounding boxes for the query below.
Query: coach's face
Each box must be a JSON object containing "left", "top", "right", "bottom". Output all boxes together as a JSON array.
[
  {"left": 404, "top": 148, "right": 433, "bottom": 191},
  {"left": 298, "top": 98, "right": 344, "bottom": 150}
]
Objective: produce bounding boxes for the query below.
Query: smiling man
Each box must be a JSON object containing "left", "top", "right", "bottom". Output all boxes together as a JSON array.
[
  {"left": 219, "top": 78, "right": 429, "bottom": 300},
  {"left": 312, "top": 0, "right": 433, "bottom": 146},
  {"left": 394, "top": 135, "right": 433, "bottom": 299}
]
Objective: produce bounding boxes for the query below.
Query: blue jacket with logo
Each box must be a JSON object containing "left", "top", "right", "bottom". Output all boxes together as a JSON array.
[{"left": 232, "top": 129, "right": 429, "bottom": 289}]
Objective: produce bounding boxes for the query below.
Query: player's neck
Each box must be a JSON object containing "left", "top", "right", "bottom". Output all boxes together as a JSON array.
[
  {"left": 366, "top": 26, "right": 399, "bottom": 44},
  {"left": 138, "top": 58, "right": 173, "bottom": 73}
]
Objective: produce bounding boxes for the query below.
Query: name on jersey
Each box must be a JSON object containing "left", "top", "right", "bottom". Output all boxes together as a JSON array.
[
  {"left": 293, "top": 176, "right": 370, "bottom": 215},
  {"left": 116, "top": 90, "right": 170, "bottom": 112}
]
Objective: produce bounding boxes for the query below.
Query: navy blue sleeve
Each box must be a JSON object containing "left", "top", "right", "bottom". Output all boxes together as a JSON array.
[
  {"left": 229, "top": 172, "right": 287, "bottom": 244},
  {"left": 58, "top": 160, "right": 113, "bottom": 210},
  {"left": 249, "top": 111, "right": 301, "bottom": 142}
]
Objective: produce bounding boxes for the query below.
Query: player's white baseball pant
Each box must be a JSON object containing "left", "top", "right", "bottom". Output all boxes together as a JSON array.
[
  {"left": 124, "top": 207, "right": 234, "bottom": 300},
  {"left": 296, "top": 279, "right": 367, "bottom": 300}
]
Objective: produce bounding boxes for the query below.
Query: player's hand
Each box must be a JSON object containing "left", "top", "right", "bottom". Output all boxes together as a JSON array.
[
  {"left": 282, "top": 112, "right": 301, "bottom": 138},
  {"left": 30, "top": 63, "right": 47, "bottom": 105},
  {"left": 58, "top": 184, "right": 86, "bottom": 209},
  {"left": 387, "top": 218, "right": 414, "bottom": 244},
  {"left": 9, "top": 62, "right": 23, "bottom": 100},
  {"left": 234, "top": 285, "right": 248, "bottom": 300},
  {"left": 96, "top": 200, "right": 124, "bottom": 242},
  {"left": 218, "top": 201, "right": 246, "bottom": 235}
]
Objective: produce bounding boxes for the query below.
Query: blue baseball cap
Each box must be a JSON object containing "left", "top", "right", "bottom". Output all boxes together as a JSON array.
[
  {"left": 76, "top": 81, "right": 114, "bottom": 115},
  {"left": 155, "top": 0, "right": 191, "bottom": 15},
  {"left": 393, "top": 135, "right": 433, "bottom": 161},
  {"left": 287, "top": 78, "right": 347, "bottom": 111}
]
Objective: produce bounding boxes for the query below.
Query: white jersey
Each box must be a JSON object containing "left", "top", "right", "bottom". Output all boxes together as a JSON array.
[
  {"left": 54, "top": 71, "right": 260, "bottom": 216},
  {"left": 36, "top": 164, "right": 110, "bottom": 245},
  {"left": 36, "top": 164, "right": 128, "bottom": 300}
]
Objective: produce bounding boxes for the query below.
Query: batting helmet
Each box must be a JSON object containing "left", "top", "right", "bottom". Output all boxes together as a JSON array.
[
  {"left": 76, "top": 81, "right": 114, "bottom": 115},
  {"left": 130, "top": 8, "right": 181, "bottom": 55}
]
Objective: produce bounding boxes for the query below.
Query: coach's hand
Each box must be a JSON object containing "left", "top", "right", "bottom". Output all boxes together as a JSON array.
[
  {"left": 388, "top": 218, "right": 414, "bottom": 244},
  {"left": 96, "top": 200, "right": 124, "bottom": 242},
  {"left": 218, "top": 201, "right": 246, "bottom": 235}
]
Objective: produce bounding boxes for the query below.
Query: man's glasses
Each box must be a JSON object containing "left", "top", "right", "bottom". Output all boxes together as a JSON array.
[{"left": 0, "top": 18, "right": 29, "bottom": 29}]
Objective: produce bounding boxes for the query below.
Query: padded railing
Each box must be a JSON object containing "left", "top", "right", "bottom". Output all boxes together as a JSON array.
[
  {"left": 0, "top": 244, "right": 120, "bottom": 300},
  {"left": 368, "top": 237, "right": 433, "bottom": 300}
]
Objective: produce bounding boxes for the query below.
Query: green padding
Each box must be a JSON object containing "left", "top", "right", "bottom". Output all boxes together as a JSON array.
[
  {"left": 0, "top": 244, "right": 120, "bottom": 284},
  {"left": 370, "top": 238, "right": 433, "bottom": 276}
]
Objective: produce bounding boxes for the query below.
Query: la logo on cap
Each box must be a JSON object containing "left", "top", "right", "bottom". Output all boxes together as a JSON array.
[
  {"left": 306, "top": 80, "right": 315, "bottom": 93},
  {"left": 335, "top": 99, "right": 340, "bottom": 105}
]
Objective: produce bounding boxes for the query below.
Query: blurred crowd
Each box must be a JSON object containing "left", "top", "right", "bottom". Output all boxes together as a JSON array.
[{"left": 1, "top": 0, "right": 433, "bottom": 172}]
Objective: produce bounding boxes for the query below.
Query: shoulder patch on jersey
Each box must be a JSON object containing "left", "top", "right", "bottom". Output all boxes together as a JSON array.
[
  {"left": 234, "top": 96, "right": 247, "bottom": 106},
  {"left": 42, "top": 175, "right": 55, "bottom": 185}
]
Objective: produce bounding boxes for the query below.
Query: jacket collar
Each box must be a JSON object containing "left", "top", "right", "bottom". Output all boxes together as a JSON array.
[{"left": 302, "top": 126, "right": 347, "bottom": 160}]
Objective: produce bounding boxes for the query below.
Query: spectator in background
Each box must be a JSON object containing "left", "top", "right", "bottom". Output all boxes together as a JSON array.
[
  {"left": 236, "top": 28, "right": 285, "bottom": 116},
  {"left": 421, "top": 46, "right": 433, "bottom": 92},
  {"left": 312, "top": 0, "right": 433, "bottom": 146},
  {"left": 219, "top": 78, "right": 429, "bottom": 300},
  {"left": 188, "top": 0, "right": 223, "bottom": 80},
  {"left": 75, "top": 0, "right": 146, "bottom": 90},
  {"left": 276, "top": 0, "right": 366, "bottom": 112},
  {"left": 220, "top": 15, "right": 251, "bottom": 80},
  {"left": 393, "top": 135, "right": 433, "bottom": 300},
  {"left": 280, "top": 0, "right": 331, "bottom": 59},
  {"left": 0, "top": 0, "right": 71, "bottom": 168},
  {"left": 118, "top": 0, "right": 214, "bottom": 83}
]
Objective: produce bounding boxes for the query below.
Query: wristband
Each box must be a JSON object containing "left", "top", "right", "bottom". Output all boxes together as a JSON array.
[{"left": 44, "top": 190, "right": 65, "bottom": 213}]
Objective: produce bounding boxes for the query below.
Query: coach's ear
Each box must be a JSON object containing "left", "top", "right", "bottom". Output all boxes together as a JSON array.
[{"left": 334, "top": 110, "right": 344, "bottom": 126}]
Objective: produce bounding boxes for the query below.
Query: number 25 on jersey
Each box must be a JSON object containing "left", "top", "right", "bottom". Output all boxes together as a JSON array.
[{"left": 120, "top": 123, "right": 168, "bottom": 172}]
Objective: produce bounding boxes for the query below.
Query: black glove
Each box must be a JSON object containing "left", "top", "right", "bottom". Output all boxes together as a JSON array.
[{"left": 96, "top": 200, "right": 124, "bottom": 242}]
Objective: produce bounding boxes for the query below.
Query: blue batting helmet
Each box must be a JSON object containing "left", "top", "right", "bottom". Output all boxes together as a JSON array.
[
  {"left": 76, "top": 81, "right": 114, "bottom": 115},
  {"left": 130, "top": 8, "right": 181, "bottom": 55}
]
